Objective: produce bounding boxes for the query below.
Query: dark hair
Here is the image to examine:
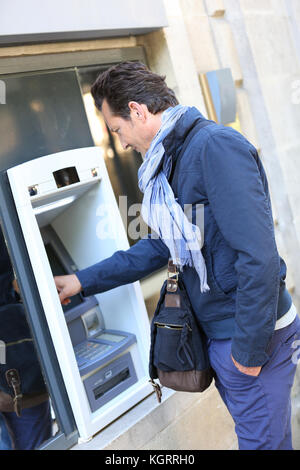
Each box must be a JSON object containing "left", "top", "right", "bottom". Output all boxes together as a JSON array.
[{"left": 91, "top": 61, "right": 178, "bottom": 119}]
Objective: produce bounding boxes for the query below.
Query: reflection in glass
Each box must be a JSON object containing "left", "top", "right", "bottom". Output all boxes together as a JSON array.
[
  {"left": 77, "top": 66, "right": 146, "bottom": 247},
  {"left": 0, "top": 227, "right": 59, "bottom": 450},
  {"left": 77, "top": 66, "right": 162, "bottom": 319},
  {"left": 0, "top": 70, "right": 94, "bottom": 172}
]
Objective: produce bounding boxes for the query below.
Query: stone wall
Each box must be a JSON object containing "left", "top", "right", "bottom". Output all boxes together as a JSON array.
[{"left": 138, "top": 0, "right": 300, "bottom": 450}]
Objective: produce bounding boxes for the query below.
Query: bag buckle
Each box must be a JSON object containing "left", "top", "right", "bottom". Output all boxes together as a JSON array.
[
  {"left": 166, "top": 279, "right": 178, "bottom": 292},
  {"left": 5, "top": 369, "right": 23, "bottom": 417},
  {"left": 167, "top": 260, "right": 179, "bottom": 292}
]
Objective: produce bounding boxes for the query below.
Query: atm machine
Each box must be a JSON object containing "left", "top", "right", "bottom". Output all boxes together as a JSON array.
[{"left": 0, "top": 147, "right": 152, "bottom": 442}]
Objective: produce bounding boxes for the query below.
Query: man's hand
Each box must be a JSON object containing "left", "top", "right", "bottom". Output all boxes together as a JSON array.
[
  {"left": 12, "top": 279, "right": 20, "bottom": 295},
  {"left": 231, "top": 355, "right": 262, "bottom": 377},
  {"left": 54, "top": 274, "right": 82, "bottom": 305}
]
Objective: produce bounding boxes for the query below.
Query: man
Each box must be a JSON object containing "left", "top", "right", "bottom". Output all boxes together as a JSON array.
[{"left": 55, "top": 61, "right": 300, "bottom": 450}]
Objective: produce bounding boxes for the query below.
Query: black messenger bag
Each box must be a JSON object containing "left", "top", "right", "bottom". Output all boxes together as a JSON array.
[{"left": 149, "top": 261, "right": 213, "bottom": 402}]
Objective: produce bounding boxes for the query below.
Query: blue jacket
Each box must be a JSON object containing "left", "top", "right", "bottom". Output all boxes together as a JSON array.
[
  {"left": 0, "top": 228, "right": 17, "bottom": 306},
  {"left": 77, "top": 107, "right": 292, "bottom": 367}
]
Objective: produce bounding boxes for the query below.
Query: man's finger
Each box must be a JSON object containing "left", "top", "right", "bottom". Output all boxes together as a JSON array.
[{"left": 58, "top": 290, "right": 71, "bottom": 304}]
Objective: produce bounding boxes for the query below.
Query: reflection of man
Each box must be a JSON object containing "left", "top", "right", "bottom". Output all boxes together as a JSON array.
[
  {"left": 55, "top": 62, "right": 300, "bottom": 450},
  {"left": 0, "top": 228, "right": 52, "bottom": 450}
]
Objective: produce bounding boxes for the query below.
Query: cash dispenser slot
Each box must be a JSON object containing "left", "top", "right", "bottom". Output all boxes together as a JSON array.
[
  {"left": 94, "top": 368, "right": 130, "bottom": 400},
  {"left": 84, "top": 353, "right": 137, "bottom": 412}
]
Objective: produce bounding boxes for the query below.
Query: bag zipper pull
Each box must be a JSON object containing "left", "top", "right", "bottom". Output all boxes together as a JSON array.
[{"left": 149, "top": 378, "right": 162, "bottom": 403}]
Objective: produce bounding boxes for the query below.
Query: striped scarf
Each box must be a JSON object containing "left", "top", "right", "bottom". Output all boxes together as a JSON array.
[{"left": 138, "top": 105, "right": 209, "bottom": 293}]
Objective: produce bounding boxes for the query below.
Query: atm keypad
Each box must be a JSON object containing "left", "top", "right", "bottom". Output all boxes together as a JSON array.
[{"left": 75, "top": 341, "right": 112, "bottom": 365}]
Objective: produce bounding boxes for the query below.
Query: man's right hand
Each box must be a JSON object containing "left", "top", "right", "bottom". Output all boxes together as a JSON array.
[{"left": 54, "top": 274, "right": 83, "bottom": 305}]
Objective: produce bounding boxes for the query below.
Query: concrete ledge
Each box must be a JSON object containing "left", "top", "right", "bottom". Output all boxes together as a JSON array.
[{"left": 71, "top": 384, "right": 237, "bottom": 450}]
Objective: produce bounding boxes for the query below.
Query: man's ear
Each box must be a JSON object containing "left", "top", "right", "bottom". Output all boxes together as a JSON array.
[{"left": 128, "top": 101, "right": 147, "bottom": 122}]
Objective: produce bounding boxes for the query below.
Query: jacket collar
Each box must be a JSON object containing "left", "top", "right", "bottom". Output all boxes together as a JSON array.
[{"left": 162, "top": 107, "right": 206, "bottom": 161}]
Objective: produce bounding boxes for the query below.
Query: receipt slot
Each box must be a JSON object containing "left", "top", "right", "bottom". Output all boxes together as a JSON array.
[{"left": 0, "top": 147, "right": 152, "bottom": 441}]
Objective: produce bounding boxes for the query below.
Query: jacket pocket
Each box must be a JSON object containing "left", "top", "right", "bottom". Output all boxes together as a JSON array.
[{"left": 207, "top": 242, "right": 237, "bottom": 299}]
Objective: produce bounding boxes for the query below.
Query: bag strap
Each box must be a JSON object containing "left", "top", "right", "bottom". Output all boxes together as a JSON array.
[
  {"left": 168, "top": 119, "right": 214, "bottom": 272},
  {"left": 149, "top": 121, "right": 214, "bottom": 400},
  {"left": 169, "top": 118, "right": 214, "bottom": 190},
  {"left": 166, "top": 259, "right": 178, "bottom": 292},
  {"left": 165, "top": 261, "right": 193, "bottom": 311}
]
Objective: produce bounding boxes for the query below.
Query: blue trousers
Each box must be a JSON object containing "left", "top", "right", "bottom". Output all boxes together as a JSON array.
[
  {"left": 1, "top": 400, "right": 52, "bottom": 450},
  {"left": 0, "top": 413, "right": 12, "bottom": 450},
  {"left": 208, "top": 314, "right": 300, "bottom": 450}
]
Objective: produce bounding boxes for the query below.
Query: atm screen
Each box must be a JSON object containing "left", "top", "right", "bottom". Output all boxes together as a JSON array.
[{"left": 45, "top": 242, "right": 83, "bottom": 312}]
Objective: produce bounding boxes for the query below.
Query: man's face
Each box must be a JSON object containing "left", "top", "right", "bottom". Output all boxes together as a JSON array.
[{"left": 101, "top": 99, "right": 161, "bottom": 157}]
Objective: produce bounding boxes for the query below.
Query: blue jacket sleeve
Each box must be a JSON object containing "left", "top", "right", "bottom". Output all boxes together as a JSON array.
[
  {"left": 76, "top": 236, "right": 170, "bottom": 297},
  {"left": 202, "top": 129, "right": 280, "bottom": 367},
  {"left": 0, "top": 228, "right": 18, "bottom": 306}
]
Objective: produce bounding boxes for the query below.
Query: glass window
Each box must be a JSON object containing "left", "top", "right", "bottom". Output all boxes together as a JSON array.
[
  {"left": 0, "top": 70, "right": 94, "bottom": 171},
  {"left": 77, "top": 65, "right": 163, "bottom": 318},
  {"left": 77, "top": 65, "right": 147, "bottom": 247},
  {"left": 0, "top": 226, "right": 64, "bottom": 450}
]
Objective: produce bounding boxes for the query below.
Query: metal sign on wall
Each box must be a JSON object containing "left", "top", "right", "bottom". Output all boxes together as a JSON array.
[{"left": 0, "top": 0, "right": 167, "bottom": 45}]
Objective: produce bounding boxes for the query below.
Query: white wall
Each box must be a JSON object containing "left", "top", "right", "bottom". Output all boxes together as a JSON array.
[{"left": 0, "top": 0, "right": 167, "bottom": 43}]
